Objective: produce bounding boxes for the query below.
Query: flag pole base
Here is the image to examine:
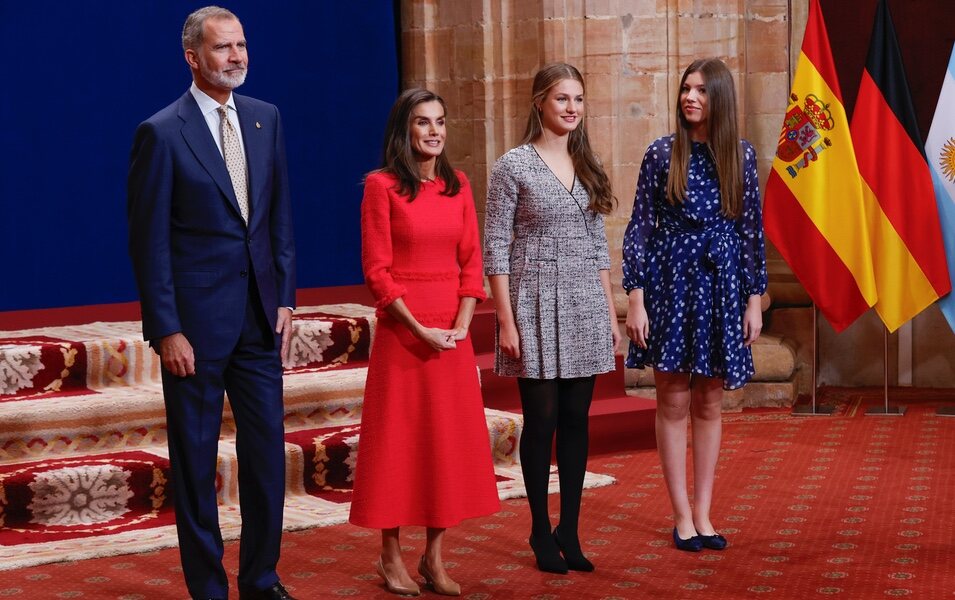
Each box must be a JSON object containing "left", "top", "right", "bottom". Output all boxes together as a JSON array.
[
  {"left": 935, "top": 406, "right": 955, "bottom": 417},
  {"left": 791, "top": 403, "right": 836, "bottom": 416},
  {"left": 865, "top": 405, "right": 907, "bottom": 416}
]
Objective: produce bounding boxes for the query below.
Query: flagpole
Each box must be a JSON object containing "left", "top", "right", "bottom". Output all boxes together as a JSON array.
[
  {"left": 792, "top": 304, "right": 834, "bottom": 416},
  {"left": 865, "top": 326, "right": 906, "bottom": 416},
  {"left": 936, "top": 329, "right": 955, "bottom": 416}
]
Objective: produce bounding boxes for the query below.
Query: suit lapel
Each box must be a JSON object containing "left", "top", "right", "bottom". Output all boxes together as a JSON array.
[
  {"left": 177, "top": 92, "right": 245, "bottom": 223},
  {"left": 235, "top": 94, "right": 267, "bottom": 227}
]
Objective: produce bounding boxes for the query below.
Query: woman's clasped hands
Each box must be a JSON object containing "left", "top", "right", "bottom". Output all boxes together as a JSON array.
[{"left": 415, "top": 325, "right": 467, "bottom": 351}]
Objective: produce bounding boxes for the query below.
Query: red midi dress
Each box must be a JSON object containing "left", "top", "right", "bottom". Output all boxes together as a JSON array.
[{"left": 348, "top": 171, "right": 500, "bottom": 528}]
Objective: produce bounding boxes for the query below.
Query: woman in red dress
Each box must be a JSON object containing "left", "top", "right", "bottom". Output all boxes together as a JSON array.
[{"left": 349, "top": 88, "right": 500, "bottom": 596}]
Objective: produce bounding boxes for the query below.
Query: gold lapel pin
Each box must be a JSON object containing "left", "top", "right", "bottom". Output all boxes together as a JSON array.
[{"left": 255, "top": 122, "right": 262, "bottom": 129}]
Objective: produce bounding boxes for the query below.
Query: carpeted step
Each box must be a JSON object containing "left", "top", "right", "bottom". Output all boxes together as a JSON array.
[
  {"left": 589, "top": 393, "right": 657, "bottom": 453},
  {"left": 0, "top": 304, "right": 375, "bottom": 397},
  {"left": 474, "top": 352, "right": 517, "bottom": 411},
  {"left": 0, "top": 305, "right": 375, "bottom": 462},
  {"left": 588, "top": 355, "right": 658, "bottom": 454},
  {"left": 0, "top": 368, "right": 372, "bottom": 462},
  {"left": 469, "top": 301, "right": 498, "bottom": 356},
  {"left": 477, "top": 352, "right": 658, "bottom": 455},
  {"left": 0, "top": 294, "right": 635, "bottom": 572},
  {"left": 0, "top": 407, "right": 531, "bottom": 569}
]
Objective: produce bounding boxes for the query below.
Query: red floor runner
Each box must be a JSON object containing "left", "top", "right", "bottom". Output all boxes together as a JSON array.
[{"left": 2, "top": 392, "right": 953, "bottom": 599}]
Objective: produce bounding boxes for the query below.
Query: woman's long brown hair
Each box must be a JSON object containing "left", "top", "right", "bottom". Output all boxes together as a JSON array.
[
  {"left": 666, "top": 58, "right": 743, "bottom": 219},
  {"left": 520, "top": 63, "right": 616, "bottom": 215},
  {"left": 377, "top": 88, "right": 460, "bottom": 201}
]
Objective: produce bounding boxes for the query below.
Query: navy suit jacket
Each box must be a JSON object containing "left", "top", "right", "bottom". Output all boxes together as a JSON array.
[{"left": 128, "top": 90, "right": 296, "bottom": 360}]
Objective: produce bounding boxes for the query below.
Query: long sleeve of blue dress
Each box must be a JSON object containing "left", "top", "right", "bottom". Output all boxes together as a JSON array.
[
  {"left": 622, "top": 138, "right": 666, "bottom": 293},
  {"left": 736, "top": 141, "right": 768, "bottom": 297}
]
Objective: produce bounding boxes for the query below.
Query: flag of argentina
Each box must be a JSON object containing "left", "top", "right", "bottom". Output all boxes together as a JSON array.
[{"left": 926, "top": 43, "right": 955, "bottom": 332}]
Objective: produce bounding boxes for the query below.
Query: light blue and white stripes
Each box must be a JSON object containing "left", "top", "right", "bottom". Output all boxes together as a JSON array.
[{"left": 926, "top": 43, "right": 955, "bottom": 333}]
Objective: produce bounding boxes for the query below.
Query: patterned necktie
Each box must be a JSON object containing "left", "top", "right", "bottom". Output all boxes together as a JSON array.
[{"left": 218, "top": 105, "right": 249, "bottom": 223}]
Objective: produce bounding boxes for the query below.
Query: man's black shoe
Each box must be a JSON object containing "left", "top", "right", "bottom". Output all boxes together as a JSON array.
[{"left": 239, "top": 582, "right": 296, "bottom": 600}]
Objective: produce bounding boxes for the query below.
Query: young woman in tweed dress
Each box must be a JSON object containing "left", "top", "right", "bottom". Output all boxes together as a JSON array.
[
  {"left": 623, "top": 58, "right": 767, "bottom": 552},
  {"left": 484, "top": 63, "right": 621, "bottom": 574}
]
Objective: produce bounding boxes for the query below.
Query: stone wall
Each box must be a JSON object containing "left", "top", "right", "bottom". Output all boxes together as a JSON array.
[
  {"left": 398, "top": 0, "right": 955, "bottom": 392},
  {"left": 401, "top": 0, "right": 795, "bottom": 290}
]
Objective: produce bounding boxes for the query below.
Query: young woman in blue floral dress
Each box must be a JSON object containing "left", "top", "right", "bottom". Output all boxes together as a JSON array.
[{"left": 623, "top": 58, "right": 767, "bottom": 552}]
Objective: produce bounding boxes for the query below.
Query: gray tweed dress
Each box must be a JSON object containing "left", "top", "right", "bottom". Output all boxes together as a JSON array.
[{"left": 484, "top": 144, "right": 616, "bottom": 379}]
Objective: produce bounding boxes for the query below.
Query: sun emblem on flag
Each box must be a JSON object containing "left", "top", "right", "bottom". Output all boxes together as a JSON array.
[{"left": 940, "top": 137, "right": 955, "bottom": 183}]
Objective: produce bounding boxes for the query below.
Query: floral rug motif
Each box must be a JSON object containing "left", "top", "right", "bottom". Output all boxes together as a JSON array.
[
  {"left": 0, "top": 336, "right": 90, "bottom": 402},
  {"left": 0, "top": 450, "right": 174, "bottom": 545},
  {"left": 285, "top": 311, "right": 371, "bottom": 374},
  {"left": 287, "top": 424, "right": 361, "bottom": 505}
]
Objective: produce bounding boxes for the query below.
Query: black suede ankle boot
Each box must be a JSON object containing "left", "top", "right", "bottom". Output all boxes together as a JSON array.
[
  {"left": 553, "top": 526, "right": 594, "bottom": 572},
  {"left": 528, "top": 533, "right": 568, "bottom": 574}
]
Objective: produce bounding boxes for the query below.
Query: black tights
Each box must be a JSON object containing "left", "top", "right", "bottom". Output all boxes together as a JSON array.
[{"left": 517, "top": 376, "right": 596, "bottom": 539}]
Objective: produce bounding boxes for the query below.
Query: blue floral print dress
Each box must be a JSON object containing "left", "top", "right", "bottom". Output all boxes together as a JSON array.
[{"left": 622, "top": 135, "right": 768, "bottom": 390}]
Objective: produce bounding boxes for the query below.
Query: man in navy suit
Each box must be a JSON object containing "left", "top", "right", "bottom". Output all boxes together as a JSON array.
[{"left": 127, "top": 6, "right": 296, "bottom": 599}]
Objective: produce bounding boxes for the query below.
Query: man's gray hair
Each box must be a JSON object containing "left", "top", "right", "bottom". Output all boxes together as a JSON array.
[{"left": 182, "top": 6, "right": 239, "bottom": 51}]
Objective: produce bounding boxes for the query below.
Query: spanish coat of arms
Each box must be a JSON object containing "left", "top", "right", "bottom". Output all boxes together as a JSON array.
[{"left": 777, "top": 93, "right": 834, "bottom": 178}]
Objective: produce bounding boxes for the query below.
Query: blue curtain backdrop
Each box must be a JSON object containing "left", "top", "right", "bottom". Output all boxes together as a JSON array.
[{"left": 0, "top": 2, "right": 398, "bottom": 311}]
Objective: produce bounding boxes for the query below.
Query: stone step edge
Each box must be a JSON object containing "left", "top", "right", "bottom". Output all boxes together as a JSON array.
[
  {"left": 623, "top": 334, "right": 797, "bottom": 388},
  {"left": 625, "top": 380, "right": 797, "bottom": 411}
]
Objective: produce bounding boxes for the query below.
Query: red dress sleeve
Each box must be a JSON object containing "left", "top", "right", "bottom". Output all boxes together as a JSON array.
[
  {"left": 456, "top": 173, "right": 487, "bottom": 302},
  {"left": 361, "top": 173, "right": 408, "bottom": 311}
]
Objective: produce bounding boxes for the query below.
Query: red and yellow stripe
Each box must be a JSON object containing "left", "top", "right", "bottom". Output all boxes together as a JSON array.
[
  {"left": 764, "top": 0, "right": 877, "bottom": 332},
  {"left": 850, "top": 0, "right": 951, "bottom": 332}
]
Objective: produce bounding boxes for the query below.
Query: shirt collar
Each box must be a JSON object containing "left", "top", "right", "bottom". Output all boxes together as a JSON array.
[{"left": 189, "top": 82, "right": 237, "bottom": 116}]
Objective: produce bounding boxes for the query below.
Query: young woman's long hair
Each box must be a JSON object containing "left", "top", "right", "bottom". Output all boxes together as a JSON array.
[
  {"left": 520, "top": 63, "right": 615, "bottom": 215},
  {"left": 666, "top": 58, "right": 743, "bottom": 219},
  {"left": 377, "top": 87, "right": 460, "bottom": 201}
]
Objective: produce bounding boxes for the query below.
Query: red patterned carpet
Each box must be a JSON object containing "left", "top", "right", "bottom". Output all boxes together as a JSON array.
[{"left": 1, "top": 393, "right": 953, "bottom": 599}]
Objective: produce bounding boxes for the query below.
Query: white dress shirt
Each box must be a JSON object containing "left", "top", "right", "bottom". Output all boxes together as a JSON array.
[{"left": 189, "top": 82, "right": 245, "bottom": 160}]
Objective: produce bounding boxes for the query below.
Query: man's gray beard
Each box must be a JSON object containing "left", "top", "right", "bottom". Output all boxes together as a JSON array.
[{"left": 201, "top": 62, "right": 247, "bottom": 90}]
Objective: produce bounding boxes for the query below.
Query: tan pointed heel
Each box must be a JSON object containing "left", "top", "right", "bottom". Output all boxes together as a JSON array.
[
  {"left": 417, "top": 556, "right": 461, "bottom": 596},
  {"left": 376, "top": 559, "right": 420, "bottom": 596}
]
